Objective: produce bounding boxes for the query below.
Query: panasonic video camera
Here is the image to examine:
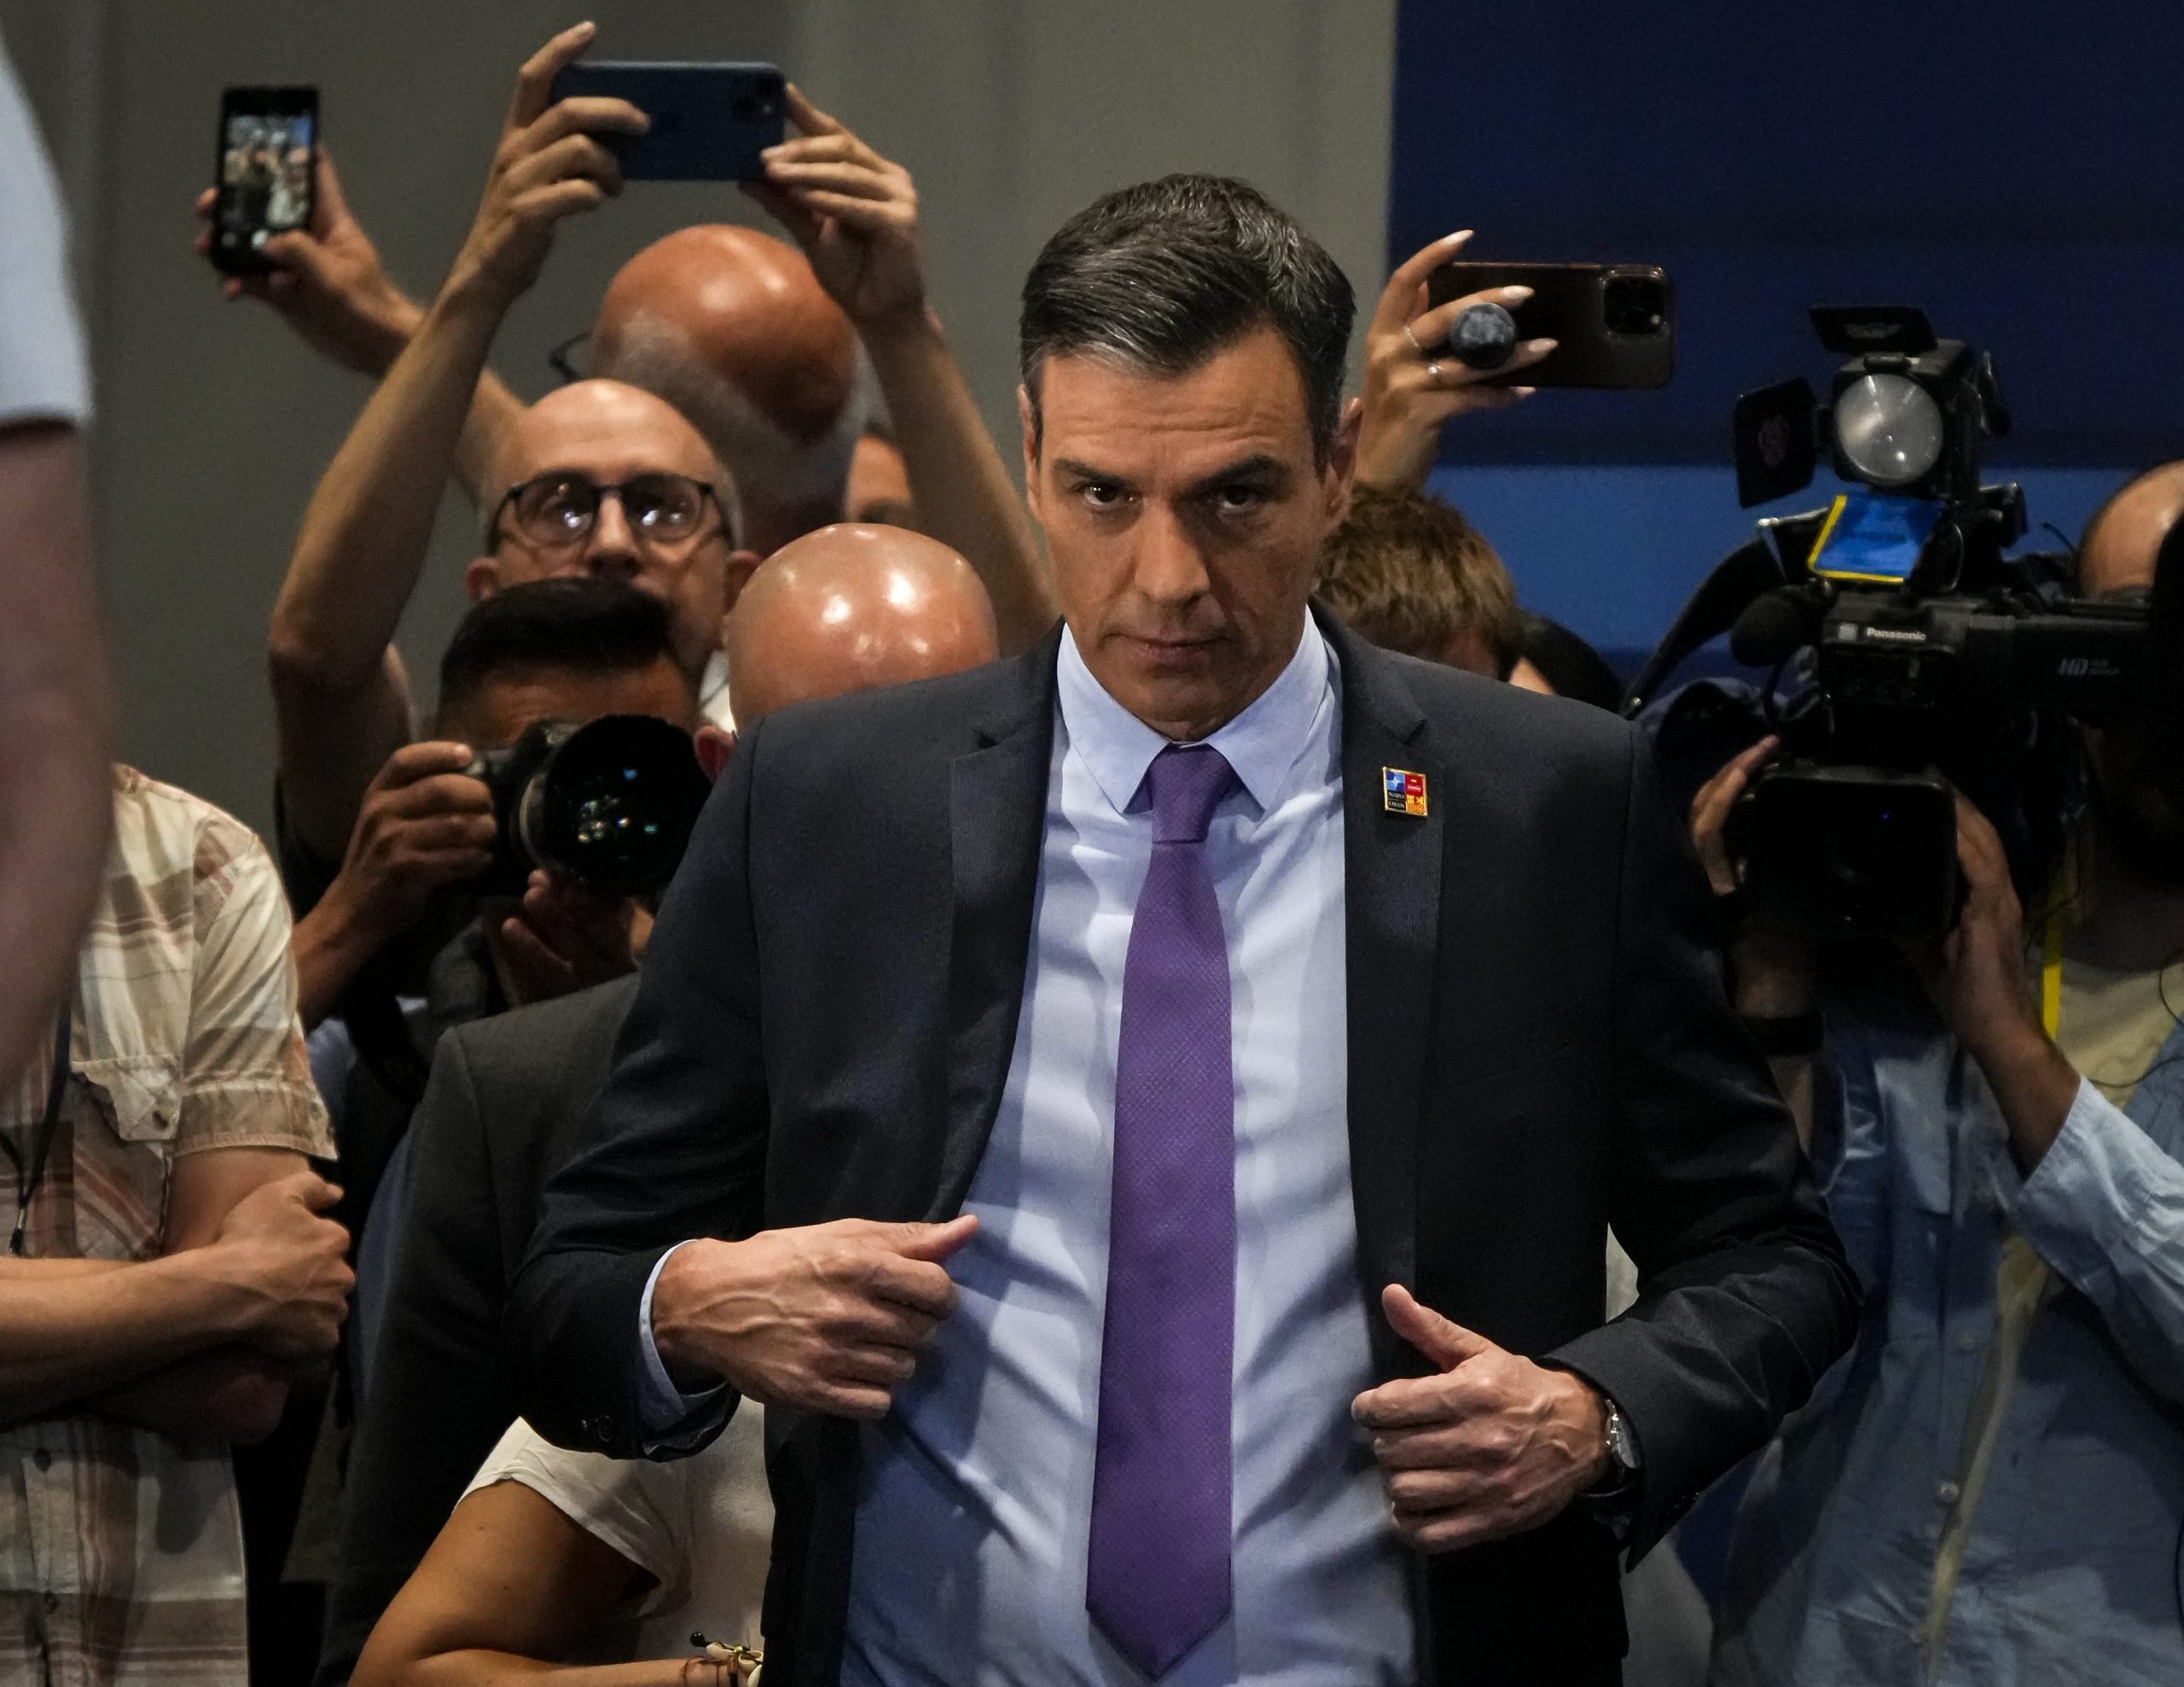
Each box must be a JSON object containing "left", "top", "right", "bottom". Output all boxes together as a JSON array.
[{"left": 1628, "top": 306, "right": 2172, "bottom": 940}]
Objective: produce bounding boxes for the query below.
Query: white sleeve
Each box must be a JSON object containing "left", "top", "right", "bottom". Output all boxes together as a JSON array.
[
  {"left": 0, "top": 32, "right": 92, "bottom": 427},
  {"left": 462, "top": 1418, "right": 689, "bottom": 1615}
]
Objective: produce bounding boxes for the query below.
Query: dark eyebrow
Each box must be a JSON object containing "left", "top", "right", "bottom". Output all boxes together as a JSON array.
[
  {"left": 1053, "top": 457, "right": 1130, "bottom": 487},
  {"left": 1185, "top": 453, "right": 1290, "bottom": 498}
]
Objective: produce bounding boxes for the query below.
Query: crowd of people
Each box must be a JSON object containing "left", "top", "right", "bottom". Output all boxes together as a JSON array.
[{"left": 3, "top": 19, "right": 2181, "bottom": 1687}]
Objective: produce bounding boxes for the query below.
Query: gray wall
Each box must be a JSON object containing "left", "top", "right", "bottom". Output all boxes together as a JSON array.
[{"left": 7, "top": 0, "right": 1394, "bottom": 838}]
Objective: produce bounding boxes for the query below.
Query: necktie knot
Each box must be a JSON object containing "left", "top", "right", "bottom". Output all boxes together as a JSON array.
[{"left": 1141, "top": 744, "right": 1239, "bottom": 845}]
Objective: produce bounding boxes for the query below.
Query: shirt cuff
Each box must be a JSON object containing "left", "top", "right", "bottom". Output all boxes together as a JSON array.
[
  {"left": 636, "top": 1242, "right": 732, "bottom": 1454},
  {"left": 2005, "top": 1075, "right": 2156, "bottom": 1291}
]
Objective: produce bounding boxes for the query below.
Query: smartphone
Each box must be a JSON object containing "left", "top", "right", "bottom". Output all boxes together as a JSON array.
[
  {"left": 1426, "top": 261, "right": 1674, "bottom": 389},
  {"left": 548, "top": 61, "right": 786, "bottom": 182},
  {"left": 211, "top": 85, "right": 318, "bottom": 275}
]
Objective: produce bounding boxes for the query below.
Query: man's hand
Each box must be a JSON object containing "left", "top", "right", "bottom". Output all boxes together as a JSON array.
[
  {"left": 1915, "top": 794, "right": 2080, "bottom": 1168},
  {"left": 444, "top": 23, "right": 646, "bottom": 308},
  {"left": 1353, "top": 1284, "right": 1609, "bottom": 1553},
  {"left": 210, "top": 1171, "right": 354, "bottom": 1363},
  {"left": 1355, "top": 231, "right": 1556, "bottom": 493},
  {"left": 326, "top": 741, "right": 497, "bottom": 946},
  {"left": 652, "top": 1215, "right": 978, "bottom": 1419},
  {"left": 748, "top": 86, "right": 926, "bottom": 335},
  {"left": 492, "top": 870, "right": 646, "bottom": 1006},
  {"left": 1689, "top": 734, "right": 1818, "bottom": 1022},
  {"left": 194, "top": 149, "right": 421, "bottom": 377}
]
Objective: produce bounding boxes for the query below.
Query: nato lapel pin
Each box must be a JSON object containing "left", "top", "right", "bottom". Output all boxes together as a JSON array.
[{"left": 1382, "top": 766, "right": 1428, "bottom": 817}]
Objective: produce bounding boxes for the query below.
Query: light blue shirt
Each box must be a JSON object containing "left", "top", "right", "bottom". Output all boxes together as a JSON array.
[
  {"left": 1712, "top": 988, "right": 2184, "bottom": 1686},
  {"left": 841, "top": 622, "right": 1412, "bottom": 1684}
]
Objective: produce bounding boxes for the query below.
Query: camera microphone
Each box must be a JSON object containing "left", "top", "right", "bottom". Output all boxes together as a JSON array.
[
  {"left": 1449, "top": 302, "right": 1518, "bottom": 371},
  {"left": 1730, "top": 586, "right": 1821, "bottom": 669}
]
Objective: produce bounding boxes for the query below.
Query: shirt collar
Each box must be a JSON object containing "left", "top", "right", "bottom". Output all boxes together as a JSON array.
[{"left": 1055, "top": 617, "right": 1333, "bottom": 819}]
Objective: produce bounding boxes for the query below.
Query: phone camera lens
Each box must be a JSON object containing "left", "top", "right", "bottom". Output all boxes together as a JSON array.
[{"left": 1603, "top": 273, "right": 1667, "bottom": 338}]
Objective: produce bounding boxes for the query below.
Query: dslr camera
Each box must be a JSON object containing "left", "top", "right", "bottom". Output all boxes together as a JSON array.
[
  {"left": 1629, "top": 306, "right": 2174, "bottom": 940},
  {"left": 466, "top": 714, "right": 711, "bottom": 898}
]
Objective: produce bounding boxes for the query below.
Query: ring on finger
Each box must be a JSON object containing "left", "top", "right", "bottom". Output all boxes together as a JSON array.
[
  {"left": 1426, "top": 359, "right": 1448, "bottom": 390},
  {"left": 1403, "top": 322, "right": 1429, "bottom": 357}
]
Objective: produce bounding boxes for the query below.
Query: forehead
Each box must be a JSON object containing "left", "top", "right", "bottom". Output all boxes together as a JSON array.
[
  {"left": 501, "top": 386, "right": 719, "bottom": 489},
  {"left": 453, "top": 658, "right": 697, "bottom": 749},
  {"left": 1037, "top": 324, "right": 1314, "bottom": 476}
]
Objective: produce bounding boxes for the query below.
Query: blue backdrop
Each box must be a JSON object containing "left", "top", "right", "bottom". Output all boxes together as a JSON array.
[{"left": 1390, "top": 2, "right": 2184, "bottom": 669}]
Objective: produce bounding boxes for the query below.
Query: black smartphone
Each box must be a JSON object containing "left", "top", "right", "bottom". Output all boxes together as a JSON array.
[
  {"left": 548, "top": 61, "right": 786, "bottom": 182},
  {"left": 1426, "top": 261, "right": 1674, "bottom": 389},
  {"left": 211, "top": 85, "right": 318, "bottom": 275}
]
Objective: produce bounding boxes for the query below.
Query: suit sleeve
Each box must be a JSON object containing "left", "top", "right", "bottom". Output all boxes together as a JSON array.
[
  {"left": 503, "top": 715, "right": 774, "bottom": 1460},
  {"left": 1547, "top": 726, "right": 1862, "bottom": 1552},
  {"left": 317, "top": 1031, "right": 508, "bottom": 1687}
]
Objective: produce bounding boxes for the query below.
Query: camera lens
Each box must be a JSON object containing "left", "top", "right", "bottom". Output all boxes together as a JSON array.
[
  {"left": 1602, "top": 272, "right": 1667, "bottom": 338},
  {"left": 515, "top": 716, "right": 711, "bottom": 896}
]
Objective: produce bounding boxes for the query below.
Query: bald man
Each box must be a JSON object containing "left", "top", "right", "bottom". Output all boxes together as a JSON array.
[
  {"left": 724, "top": 522, "right": 997, "bottom": 722},
  {"left": 318, "top": 530, "right": 996, "bottom": 1687},
  {"left": 593, "top": 225, "right": 863, "bottom": 557}
]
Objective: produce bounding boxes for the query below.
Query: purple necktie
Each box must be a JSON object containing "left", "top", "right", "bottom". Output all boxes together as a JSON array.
[{"left": 1088, "top": 743, "right": 1240, "bottom": 1678}]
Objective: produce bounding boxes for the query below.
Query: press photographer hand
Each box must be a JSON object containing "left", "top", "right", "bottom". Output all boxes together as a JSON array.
[
  {"left": 1914, "top": 793, "right": 2080, "bottom": 1169},
  {"left": 747, "top": 86, "right": 926, "bottom": 335},
  {"left": 651, "top": 1215, "right": 978, "bottom": 1420},
  {"left": 1356, "top": 231, "right": 1556, "bottom": 493},
  {"left": 494, "top": 869, "right": 646, "bottom": 1006},
  {"left": 445, "top": 23, "right": 647, "bottom": 307},
  {"left": 194, "top": 148, "right": 420, "bottom": 376},
  {"left": 1353, "top": 1284, "right": 1610, "bottom": 1553},
  {"left": 323, "top": 741, "right": 497, "bottom": 947},
  {"left": 1689, "top": 734, "right": 1819, "bottom": 1020}
]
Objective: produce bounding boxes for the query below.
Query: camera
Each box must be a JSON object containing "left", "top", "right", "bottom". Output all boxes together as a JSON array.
[
  {"left": 1629, "top": 306, "right": 2174, "bottom": 940},
  {"left": 466, "top": 715, "right": 711, "bottom": 898}
]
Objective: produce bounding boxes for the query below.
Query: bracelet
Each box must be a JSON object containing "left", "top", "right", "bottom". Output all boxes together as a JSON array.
[{"left": 1739, "top": 1007, "right": 1823, "bottom": 1057}]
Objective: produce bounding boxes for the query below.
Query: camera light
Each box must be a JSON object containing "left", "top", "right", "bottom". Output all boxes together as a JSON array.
[{"left": 1834, "top": 372, "right": 1944, "bottom": 488}]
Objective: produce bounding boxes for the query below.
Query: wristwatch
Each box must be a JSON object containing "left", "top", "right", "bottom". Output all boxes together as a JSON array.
[{"left": 1602, "top": 1395, "right": 1641, "bottom": 1476}]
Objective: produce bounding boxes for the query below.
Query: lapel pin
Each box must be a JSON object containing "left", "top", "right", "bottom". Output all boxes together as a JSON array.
[{"left": 1382, "top": 767, "right": 1428, "bottom": 818}]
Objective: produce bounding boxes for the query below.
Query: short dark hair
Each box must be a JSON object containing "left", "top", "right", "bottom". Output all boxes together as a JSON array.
[
  {"left": 436, "top": 577, "right": 686, "bottom": 728},
  {"left": 1019, "top": 173, "right": 1355, "bottom": 463},
  {"left": 1319, "top": 487, "right": 1523, "bottom": 677}
]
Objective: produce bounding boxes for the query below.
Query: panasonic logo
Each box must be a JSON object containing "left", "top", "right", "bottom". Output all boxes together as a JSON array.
[{"left": 1858, "top": 627, "right": 1929, "bottom": 644}]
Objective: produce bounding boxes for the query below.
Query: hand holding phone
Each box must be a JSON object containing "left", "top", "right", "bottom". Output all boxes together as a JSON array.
[
  {"left": 1425, "top": 261, "right": 1675, "bottom": 390},
  {"left": 448, "top": 23, "right": 647, "bottom": 307}
]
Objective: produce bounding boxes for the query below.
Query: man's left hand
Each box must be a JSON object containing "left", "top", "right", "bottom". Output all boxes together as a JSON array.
[
  {"left": 748, "top": 86, "right": 926, "bottom": 335},
  {"left": 1353, "top": 1284, "right": 1610, "bottom": 1553},
  {"left": 496, "top": 871, "right": 646, "bottom": 1006}
]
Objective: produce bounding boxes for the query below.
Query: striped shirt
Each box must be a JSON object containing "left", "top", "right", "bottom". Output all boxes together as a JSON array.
[{"left": 0, "top": 768, "right": 331, "bottom": 1687}]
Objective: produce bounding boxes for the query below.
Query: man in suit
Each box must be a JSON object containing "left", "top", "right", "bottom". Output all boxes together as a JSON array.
[
  {"left": 508, "top": 175, "right": 1860, "bottom": 1686},
  {"left": 315, "top": 525, "right": 998, "bottom": 1684}
]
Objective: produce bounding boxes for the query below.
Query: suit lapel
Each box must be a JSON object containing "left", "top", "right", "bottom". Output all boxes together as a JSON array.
[
  {"left": 1322, "top": 612, "right": 1447, "bottom": 1375},
  {"left": 930, "top": 629, "right": 1063, "bottom": 1219}
]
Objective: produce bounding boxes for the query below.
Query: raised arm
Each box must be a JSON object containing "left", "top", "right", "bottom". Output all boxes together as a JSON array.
[
  {"left": 752, "top": 88, "right": 1058, "bottom": 652},
  {"left": 267, "top": 24, "right": 643, "bottom": 860}
]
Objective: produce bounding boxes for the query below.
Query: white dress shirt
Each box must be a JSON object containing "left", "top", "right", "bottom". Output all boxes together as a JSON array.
[{"left": 838, "top": 622, "right": 1413, "bottom": 1684}]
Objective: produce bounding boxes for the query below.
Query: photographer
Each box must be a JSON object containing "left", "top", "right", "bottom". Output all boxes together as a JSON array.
[{"left": 1705, "top": 462, "right": 2184, "bottom": 1685}]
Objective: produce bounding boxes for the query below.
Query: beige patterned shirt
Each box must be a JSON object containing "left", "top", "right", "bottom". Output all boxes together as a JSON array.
[{"left": 0, "top": 768, "right": 332, "bottom": 1687}]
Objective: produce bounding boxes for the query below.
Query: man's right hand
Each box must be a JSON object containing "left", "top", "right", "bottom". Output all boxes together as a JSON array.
[
  {"left": 652, "top": 1215, "right": 979, "bottom": 1420},
  {"left": 1689, "top": 735, "right": 1819, "bottom": 1020},
  {"left": 444, "top": 22, "right": 647, "bottom": 309},
  {"left": 212, "top": 1172, "right": 355, "bottom": 1362},
  {"left": 194, "top": 149, "right": 421, "bottom": 377},
  {"left": 322, "top": 741, "right": 497, "bottom": 950}
]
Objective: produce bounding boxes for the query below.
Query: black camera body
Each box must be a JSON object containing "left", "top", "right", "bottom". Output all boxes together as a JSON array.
[
  {"left": 1634, "top": 306, "right": 2168, "bottom": 941},
  {"left": 467, "top": 714, "right": 710, "bottom": 899}
]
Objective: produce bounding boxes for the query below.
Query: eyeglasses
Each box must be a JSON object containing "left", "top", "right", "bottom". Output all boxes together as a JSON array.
[{"left": 491, "top": 472, "right": 721, "bottom": 554}]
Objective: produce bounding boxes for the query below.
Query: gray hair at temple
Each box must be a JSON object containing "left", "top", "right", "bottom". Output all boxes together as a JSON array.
[{"left": 1018, "top": 173, "right": 1356, "bottom": 465}]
